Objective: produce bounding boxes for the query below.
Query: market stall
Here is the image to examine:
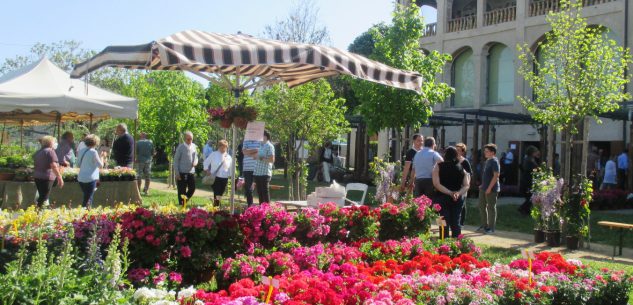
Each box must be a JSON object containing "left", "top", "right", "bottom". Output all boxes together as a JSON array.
[{"left": 0, "top": 57, "right": 139, "bottom": 209}]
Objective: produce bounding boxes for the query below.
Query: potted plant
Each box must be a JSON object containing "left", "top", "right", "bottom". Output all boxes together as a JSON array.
[
  {"left": 208, "top": 107, "right": 232, "bottom": 128},
  {"left": 563, "top": 176, "right": 591, "bottom": 250},
  {"left": 226, "top": 104, "right": 257, "bottom": 129},
  {"left": 531, "top": 166, "right": 564, "bottom": 247},
  {"left": 530, "top": 205, "right": 546, "bottom": 243}
]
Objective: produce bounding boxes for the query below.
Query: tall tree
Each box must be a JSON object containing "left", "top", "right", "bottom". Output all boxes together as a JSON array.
[
  {"left": 257, "top": 79, "right": 349, "bottom": 200},
  {"left": 122, "top": 71, "right": 212, "bottom": 153},
  {"left": 517, "top": 0, "right": 631, "bottom": 183},
  {"left": 263, "top": 0, "right": 329, "bottom": 44},
  {"left": 351, "top": 3, "right": 453, "bottom": 134}
]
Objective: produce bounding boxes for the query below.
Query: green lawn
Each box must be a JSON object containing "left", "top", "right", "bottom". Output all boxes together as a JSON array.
[{"left": 463, "top": 200, "right": 633, "bottom": 249}]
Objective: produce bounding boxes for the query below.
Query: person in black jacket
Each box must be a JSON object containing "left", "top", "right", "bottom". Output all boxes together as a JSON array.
[
  {"left": 112, "top": 123, "right": 135, "bottom": 168},
  {"left": 319, "top": 141, "right": 334, "bottom": 183},
  {"left": 432, "top": 146, "right": 470, "bottom": 238},
  {"left": 518, "top": 146, "right": 540, "bottom": 215}
]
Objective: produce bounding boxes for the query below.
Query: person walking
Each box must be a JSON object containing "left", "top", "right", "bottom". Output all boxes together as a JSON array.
[
  {"left": 601, "top": 155, "right": 618, "bottom": 190},
  {"left": 478, "top": 143, "right": 501, "bottom": 234},
  {"left": 432, "top": 146, "right": 470, "bottom": 238},
  {"left": 400, "top": 134, "right": 423, "bottom": 192},
  {"left": 203, "top": 139, "right": 214, "bottom": 160},
  {"left": 241, "top": 139, "right": 261, "bottom": 206},
  {"left": 319, "top": 141, "right": 334, "bottom": 183},
  {"left": 518, "top": 146, "right": 540, "bottom": 215},
  {"left": 98, "top": 138, "right": 111, "bottom": 169},
  {"left": 617, "top": 149, "right": 628, "bottom": 189},
  {"left": 410, "top": 137, "right": 443, "bottom": 197},
  {"left": 174, "top": 131, "right": 199, "bottom": 205},
  {"left": 56, "top": 131, "right": 75, "bottom": 167},
  {"left": 254, "top": 130, "right": 275, "bottom": 204},
  {"left": 33, "top": 136, "right": 64, "bottom": 208},
  {"left": 77, "top": 134, "right": 103, "bottom": 208},
  {"left": 112, "top": 123, "right": 134, "bottom": 168},
  {"left": 135, "top": 132, "right": 155, "bottom": 195},
  {"left": 455, "top": 143, "right": 472, "bottom": 227},
  {"left": 204, "top": 139, "right": 233, "bottom": 206}
]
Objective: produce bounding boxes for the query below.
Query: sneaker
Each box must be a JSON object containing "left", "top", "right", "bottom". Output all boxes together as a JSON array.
[
  {"left": 476, "top": 225, "right": 486, "bottom": 232},
  {"left": 484, "top": 228, "right": 495, "bottom": 234}
]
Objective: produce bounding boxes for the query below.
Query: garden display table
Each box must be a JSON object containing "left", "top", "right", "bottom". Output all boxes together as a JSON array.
[
  {"left": 597, "top": 221, "right": 633, "bottom": 257},
  {"left": 0, "top": 180, "right": 142, "bottom": 209}
]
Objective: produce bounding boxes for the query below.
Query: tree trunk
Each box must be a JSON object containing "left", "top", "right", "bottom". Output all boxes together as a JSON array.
[
  {"left": 546, "top": 127, "right": 555, "bottom": 169},
  {"left": 580, "top": 117, "right": 590, "bottom": 181}
]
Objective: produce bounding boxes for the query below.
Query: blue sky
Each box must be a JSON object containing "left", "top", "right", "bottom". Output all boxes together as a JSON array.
[{"left": 0, "top": 0, "right": 436, "bottom": 63}]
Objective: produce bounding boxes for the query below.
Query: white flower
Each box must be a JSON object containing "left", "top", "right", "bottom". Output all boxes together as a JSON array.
[
  {"left": 150, "top": 301, "right": 179, "bottom": 305},
  {"left": 133, "top": 287, "right": 153, "bottom": 300},
  {"left": 194, "top": 301, "right": 204, "bottom": 305},
  {"left": 178, "top": 286, "right": 197, "bottom": 300},
  {"left": 133, "top": 287, "right": 173, "bottom": 301}
]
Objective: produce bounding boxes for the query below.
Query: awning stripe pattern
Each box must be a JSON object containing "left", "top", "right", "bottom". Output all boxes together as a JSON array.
[{"left": 72, "top": 30, "right": 423, "bottom": 92}]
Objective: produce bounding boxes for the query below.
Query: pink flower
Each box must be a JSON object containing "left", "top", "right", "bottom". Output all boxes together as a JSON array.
[
  {"left": 169, "top": 271, "right": 183, "bottom": 284},
  {"left": 153, "top": 272, "right": 166, "bottom": 285},
  {"left": 433, "top": 204, "right": 442, "bottom": 212},
  {"left": 180, "top": 245, "right": 192, "bottom": 258}
]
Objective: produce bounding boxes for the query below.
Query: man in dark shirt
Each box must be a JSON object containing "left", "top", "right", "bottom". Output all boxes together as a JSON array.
[
  {"left": 400, "top": 134, "right": 424, "bottom": 192},
  {"left": 478, "top": 143, "right": 500, "bottom": 234},
  {"left": 112, "top": 123, "right": 134, "bottom": 168}
]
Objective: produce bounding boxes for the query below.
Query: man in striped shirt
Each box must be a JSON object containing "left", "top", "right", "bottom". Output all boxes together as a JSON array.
[{"left": 241, "top": 139, "right": 261, "bottom": 206}]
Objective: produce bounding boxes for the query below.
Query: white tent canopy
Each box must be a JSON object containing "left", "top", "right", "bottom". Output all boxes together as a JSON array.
[{"left": 0, "top": 57, "right": 137, "bottom": 123}]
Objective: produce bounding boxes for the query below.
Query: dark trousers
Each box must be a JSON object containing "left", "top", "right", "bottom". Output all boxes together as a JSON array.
[
  {"left": 177, "top": 173, "right": 196, "bottom": 205},
  {"left": 459, "top": 203, "right": 467, "bottom": 227},
  {"left": 438, "top": 194, "right": 465, "bottom": 238},
  {"left": 518, "top": 192, "right": 532, "bottom": 214},
  {"left": 79, "top": 180, "right": 97, "bottom": 208},
  {"left": 254, "top": 175, "right": 271, "bottom": 204},
  {"left": 414, "top": 178, "right": 434, "bottom": 198},
  {"left": 243, "top": 171, "right": 255, "bottom": 206},
  {"left": 34, "top": 178, "right": 54, "bottom": 207},
  {"left": 617, "top": 169, "right": 627, "bottom": 189}
]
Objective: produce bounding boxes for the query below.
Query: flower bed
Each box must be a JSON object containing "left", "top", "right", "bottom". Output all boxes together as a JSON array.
[
  {"left": 0, "top": 199, "right": 631, "bottom": 305},
  {"left": 591, "top": 188, "right": 633, "bottom": 210}
]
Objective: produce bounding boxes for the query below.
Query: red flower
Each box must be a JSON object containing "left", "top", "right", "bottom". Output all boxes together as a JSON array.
[{"left": 180, "top": 245, "right": 192, "bottom": 258}]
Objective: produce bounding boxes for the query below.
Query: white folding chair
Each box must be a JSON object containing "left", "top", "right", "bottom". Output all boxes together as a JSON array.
[{"left": 344, "top": 183, "right": 368, "bottom": 206}]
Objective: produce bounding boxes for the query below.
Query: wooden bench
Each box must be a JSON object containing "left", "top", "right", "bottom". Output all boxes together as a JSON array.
[{"left": 597, "top": 221, "right": 633, "bottom": 257}]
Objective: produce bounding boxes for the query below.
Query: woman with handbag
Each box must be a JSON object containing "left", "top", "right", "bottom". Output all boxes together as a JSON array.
[
  {"left": 77, "top": 134, "right": 103, "bottom": 208},
  {"left": 203, "top": 139, "right": 232, "bottom": 206}
]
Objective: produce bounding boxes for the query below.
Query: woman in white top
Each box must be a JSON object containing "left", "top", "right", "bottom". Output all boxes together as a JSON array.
[
  {"left": 601, "top": 156, "right": 617, "bottom": 190},
  {"left": 204, "top": 139, "right": 233, "bottom": 206},
  {"left": 77, "top": 134, "right": 104, "bottom": 208}
]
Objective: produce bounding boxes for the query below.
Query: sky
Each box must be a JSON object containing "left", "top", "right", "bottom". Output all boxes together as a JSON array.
[{"left": 0, "top": 0, "right": 436, "bottom": 64}]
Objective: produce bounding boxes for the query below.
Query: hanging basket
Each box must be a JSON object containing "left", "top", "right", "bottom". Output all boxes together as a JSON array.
[
  {"left": 220, "top": 118, "right": 233, "bottom": 129},
  {"left": 233, "top": 117, "right": 249, "bottom": 129}
]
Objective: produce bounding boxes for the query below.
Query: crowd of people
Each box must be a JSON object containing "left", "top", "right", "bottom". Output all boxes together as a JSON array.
[{"left": 32, "top": 123, "right": 138, "bottom": 208}]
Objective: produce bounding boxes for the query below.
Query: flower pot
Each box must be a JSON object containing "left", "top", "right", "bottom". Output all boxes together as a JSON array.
[
  {"left": 233, "top": 117, "right": 249, "bottom": 129},
  {"left": 220, "top": 118, "right": 232, "bottom": 129},
  {"left": 533, "top": 229, "right": 546, "bottom": 243},
  {"left": 545, "top": 230, "right": 561, "bottom": 247},
  {"left": 566, "top": 235, "right": 579, "bottom": 250}
]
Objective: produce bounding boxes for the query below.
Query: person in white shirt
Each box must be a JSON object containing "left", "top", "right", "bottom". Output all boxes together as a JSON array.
[
  {"left": 77, "top": 134, "right": 104, "bottom": 208},
  {"left": 204, "top": 139, "right": 233, "bottom": 207},
  {"left": 617, "top": 149, "right": 628, "bottom": 189},
  {"left": 601, "top": 156, "right": 617, "bottom": 190}
]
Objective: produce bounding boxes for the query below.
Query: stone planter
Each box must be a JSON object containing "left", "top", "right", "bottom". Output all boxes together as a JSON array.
[
  {"left": 534, "top": 229, "right": 546, "bottom": 243},
  {"left": 546, "top": 230, "right": 561, "bottom": 247}
]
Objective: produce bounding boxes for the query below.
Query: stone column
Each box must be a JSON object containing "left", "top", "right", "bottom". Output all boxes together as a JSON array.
[{"left": 477, "top": 0, "right": 485, "bottom": 28}]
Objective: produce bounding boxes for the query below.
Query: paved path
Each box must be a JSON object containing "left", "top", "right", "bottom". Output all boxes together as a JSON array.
[{"left": 458, "top": 224, "right": 633, "bottom": 265}]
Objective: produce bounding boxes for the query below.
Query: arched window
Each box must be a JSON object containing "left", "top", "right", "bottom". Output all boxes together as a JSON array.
[
  {"left": 452, "top": 49, "right": 474, "bottom": 107},
  {"left": 487, "top": 44, "right": 514, "bottom": 105}
]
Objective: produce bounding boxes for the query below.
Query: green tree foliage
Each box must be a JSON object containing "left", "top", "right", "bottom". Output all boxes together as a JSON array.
[
  {"left": 517, "top": 0, "right": 631, "bottom": 180},
  {"left": 257, "top": 79, "right": 349, "bottom": 199},
  {"left": 263, "top": 0, "right": 329, "bottom": 44},
  {"left": 0, "top": 40, "right": 132, "bottom": 93},
  {"left": 123, "top": 71, "right": 211, "bottom": 152},
  {"left": 351, "top": 3, "right": 453, "bottom": 133}
]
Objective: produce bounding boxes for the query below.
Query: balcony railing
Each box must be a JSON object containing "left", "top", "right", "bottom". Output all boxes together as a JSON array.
[
  {"left": 422, "top": 22, "right": 437, "bottom": 37},
  {"left": 530, "top": 0, "right": 616, "bottom": 17},
  {"left": 529, "top": 0, "right": 560, "bottom": 17},
  {"left": 484, "top": 6, "right": 517, "bottom": 26},
  {"left": 447, "top": 15, "right": 477, "bottom": 33},
  {"left": 581, "top": 0, "right": 616, "bottom": 6}
]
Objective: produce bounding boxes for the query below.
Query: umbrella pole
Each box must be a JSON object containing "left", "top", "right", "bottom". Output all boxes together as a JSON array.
[{"left": 230, "top": 89, "right": 240, "bottom": 214}]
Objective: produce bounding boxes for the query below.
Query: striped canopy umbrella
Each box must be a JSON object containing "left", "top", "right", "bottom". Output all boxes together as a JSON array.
[
  {"left": 71, "top": 30, "right": 424, "bottom": 211},
  {"left": 71, "top": 30, "right": 423, "bottom": 92}
]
